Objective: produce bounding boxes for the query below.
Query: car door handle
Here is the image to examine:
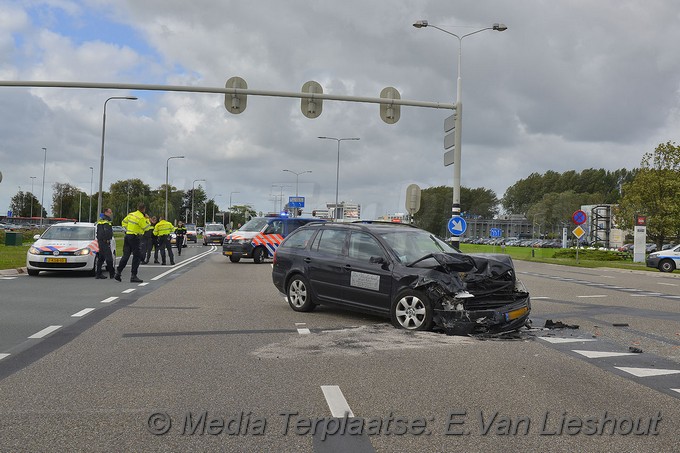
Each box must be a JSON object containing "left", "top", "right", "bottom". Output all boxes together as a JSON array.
[
  {"left": 304, "top": 257, "right": 311, "bottom": 263},
  {"left": 344, "top": 264, "right": 352, "bottom": 271}
]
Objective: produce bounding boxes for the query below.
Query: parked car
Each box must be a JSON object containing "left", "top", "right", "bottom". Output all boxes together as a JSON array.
[
  {"left": 272, "top": 221, "right": 531, "bottom": 335},
  {"left": 223, "top": 216, "right": 323, "bottom": 263},
  {"left": 203, "top": 223, "right": 227, "bottom": 245},
  {"left": 112, "top": 225, "right": 125, "bottom": 233},
  {"left": 646, "top": 244, "right": 680, "bottom": 273},
  {"left": 185, "top": 223, "right": 198, "bottom": 243},
  {"left": 26, "top": 222, "right": 116, "bottom": 276}
]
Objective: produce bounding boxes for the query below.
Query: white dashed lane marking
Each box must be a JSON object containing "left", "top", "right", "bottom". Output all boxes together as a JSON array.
[
  {"left": 122, "top": 289, "right": 135, "bottom": 294},
  {"left": 539, "top": 337, "right": 597, "bottom": 344},
  {"left": 321, "top": 385, "right": 355, "bottom": 417},
  {"left": 101, "top": 296, "right": 118, "bottom": 304},
  {"left": 71, "top": 308, "right": 96, "bottom": 317},
  {"left": 28, "top": 325, "right": 61, "bottom": 339}
]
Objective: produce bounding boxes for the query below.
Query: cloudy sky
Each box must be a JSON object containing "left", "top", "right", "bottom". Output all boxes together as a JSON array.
[{"left": 1, "top": 0, "right": 679, "bottom": 221}]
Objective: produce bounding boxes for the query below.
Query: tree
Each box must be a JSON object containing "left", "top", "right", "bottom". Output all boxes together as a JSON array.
[
  {"left": 182, "top": 186, "right": 207, "bottom": 225},
  {"left": 414, "top": 185, "right": 499, "bottom": 236},
  {"left": 9, "top": 191, "right": 44, "bottom": 218},
  {"left": 618, "top": 141, "right": 680, "bottom": 246},
  {"left": 227, "top": 204, "right": 257, "bottom": 230},
  {"left": 107, "top": 179, "right": 152, "bottom": 224},
  {"left": 51, "top": 183, "right": 83, "bottom": 219}
]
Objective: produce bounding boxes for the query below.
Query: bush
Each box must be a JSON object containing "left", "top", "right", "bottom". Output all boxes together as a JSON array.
[{"left": 553, "top": 248, "right": 629, "bottom": 261}]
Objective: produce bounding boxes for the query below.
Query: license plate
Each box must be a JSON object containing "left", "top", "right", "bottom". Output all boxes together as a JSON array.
[
  {"left": 46, "top": 258, "right": 67, "bottom": 263},
  {"left": 506, "top": 306, "right": 529, "bottom": 321},
  {"left": 223, "top": 251, "right": 232, "bottom": 256}
]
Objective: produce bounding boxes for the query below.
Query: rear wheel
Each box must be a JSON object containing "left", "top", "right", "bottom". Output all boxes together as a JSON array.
[
  {"left": 390, "top": 289, "right": 433, "bottom": 331},
  {"left": 252, "top": 246, "right": 267, "bottom": 264},
  {"left": 229, "top": 256, "right": 241, "bottom": 263},
  {"left": 659, "top": 259, "right": 675, "bottom": 273},
  {"left": 286, "top": 274, "right": 316, "bottom": 312}
]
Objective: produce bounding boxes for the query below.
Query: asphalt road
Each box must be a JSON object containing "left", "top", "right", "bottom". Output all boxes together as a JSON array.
[{"left": 0, "top": 253, "right": 678, "bottom": 452}]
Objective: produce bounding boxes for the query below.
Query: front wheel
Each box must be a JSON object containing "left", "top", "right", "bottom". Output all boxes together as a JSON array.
[
  {"left": 27, "top": 269, "right": 40, "bottom": 276},
  {"left": 287, "top": 275, "right": 316, "bottom": 312},
  {"left": 659, "top": 259, "right": 676, "bottom": 273},
  {"left": 391, "top": 289, "right": 433, "bottom": 331},
  {"left": 252, "top": 246, "right": 267, "bottom": 264}
]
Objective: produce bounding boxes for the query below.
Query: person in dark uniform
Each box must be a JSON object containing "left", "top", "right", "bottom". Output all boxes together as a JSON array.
[
  {"left": 175, "top": 221, "right": 187, "bottom": 256},
  {"left": 141, "top": 215, "right": 157, "bottom": 264},
  {"left": 114, "top": 203, "right": 149, "bottom": 283},
  {"left": 95, "top": 208, "right": 115, "bottom": 279}
]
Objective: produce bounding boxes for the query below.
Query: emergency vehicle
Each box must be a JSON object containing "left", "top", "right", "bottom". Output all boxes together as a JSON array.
[
  {"left": 222, "top": 216, "right": 322, "bottom": 263},
  {"left": 646, "top": 244, "right": 680, "bottom": 273}
]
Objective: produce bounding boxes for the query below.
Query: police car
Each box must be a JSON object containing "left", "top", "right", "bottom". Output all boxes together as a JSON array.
[
  {"left": 646, "top": 244, "right": 680, "bottom": 273},
  {"left": 26, "top": 222, "right": 116, "bottom": 276},
  {"left": 222, "top": 216, "right": 322, "bottom": 263}
]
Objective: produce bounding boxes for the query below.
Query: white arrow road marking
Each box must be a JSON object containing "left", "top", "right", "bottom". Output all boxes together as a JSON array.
[
  {"left": 615, "top": 367, "right": 680, "bottom": 378},
  {"left": 321, "top": 385, "right": 355, "bottom": 417},
  {"left": 539, "top": 337, "right": 597, "bottom": 344},
  {"left": 295, "top": 323, "right": 311, "bottom": 335},
  {"left": 0, "top": 353, "right": 9, "bottom": 361},
  {"left": 672, "top": 389, "right": 680, "bottom": 395},
  {"left": 573, "top": 350, "right": 637, "bottom": 359}
]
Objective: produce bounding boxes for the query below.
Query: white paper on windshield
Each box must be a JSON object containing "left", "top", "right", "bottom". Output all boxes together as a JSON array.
[{"left": 350, "top": 271, "right": 380, "bottom": 291}]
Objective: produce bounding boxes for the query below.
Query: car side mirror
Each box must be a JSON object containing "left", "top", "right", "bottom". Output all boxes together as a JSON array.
[
  {"left": 33, "top": 234, "right": 40, "bottom": 240},
  {"left": 369, "top": 256, "right": 386, "bottom": 265}
]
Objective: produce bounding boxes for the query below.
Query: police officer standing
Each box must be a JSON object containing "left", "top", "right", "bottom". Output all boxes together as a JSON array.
[
  {"left": 114, "top": 203, "right": 149, "bottom": 283},
  {"left": 141, "top": 215, "right": 157, "bottom": 264},
  {"left": 154, "top": 215, "right": 175, "bottom": 265},
  {"left": 175, "top": 221, "right": 187, "bottom": 256},
  {"left": 95, "top": 207, "right": 115, "bottom": 279}
]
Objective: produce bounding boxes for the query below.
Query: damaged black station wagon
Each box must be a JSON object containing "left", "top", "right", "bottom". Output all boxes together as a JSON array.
[{"left": 271, "top": 221, "right": 530, "bottom": 335}]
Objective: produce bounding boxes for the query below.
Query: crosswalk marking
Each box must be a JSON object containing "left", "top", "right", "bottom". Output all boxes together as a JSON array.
[
  {"left": 539, "top": 337, "right": 597, "bottom": 344},
  {"left": 572, "top": 350, "right": 637, "bottom": 359}
]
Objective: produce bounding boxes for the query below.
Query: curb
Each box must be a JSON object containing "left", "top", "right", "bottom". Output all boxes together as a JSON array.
[{"left": 0, "top": 267, "right": 26, "bottom": 276}]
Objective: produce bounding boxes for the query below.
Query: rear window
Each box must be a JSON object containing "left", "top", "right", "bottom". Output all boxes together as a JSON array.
[{"left": 280, "top": 228, "right": 316, "bottom": 250}]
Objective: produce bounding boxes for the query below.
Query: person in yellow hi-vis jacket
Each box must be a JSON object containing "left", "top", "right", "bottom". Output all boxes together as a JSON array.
[
  {"left": 154, "top": 215, "right": 176, "bottom": 265},
  {"left": 114, "top": 203, "right": 150, "bottom": 283}
]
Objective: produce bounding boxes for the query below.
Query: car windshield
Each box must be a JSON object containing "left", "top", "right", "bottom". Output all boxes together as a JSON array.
[
  {"left": 206, "top": 224, "right": 224, "bottom": 232},
  {"left": 185, "top": 224, "right": 196, "bottom": 231},
  {"left": 238, "top": 218, "right": 270, "bottom": 232},
  {"left": 379, "top": 229, "right": 456, "bottom": 264},
  {"left": 41, "top": 225, "right": 94, "bottom": 241}
]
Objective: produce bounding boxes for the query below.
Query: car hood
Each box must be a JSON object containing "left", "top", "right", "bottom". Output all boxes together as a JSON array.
[{"left": 31, "top": 238, "right": 100, "bottom": 253}]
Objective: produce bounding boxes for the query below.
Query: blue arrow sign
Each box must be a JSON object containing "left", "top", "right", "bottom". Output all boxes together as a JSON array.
[
  {"left": 447, "top": 216, "right": 467, "bottom": 236},
  {"left": 490, "top": 228, "right": 502, "bottom": 237}
]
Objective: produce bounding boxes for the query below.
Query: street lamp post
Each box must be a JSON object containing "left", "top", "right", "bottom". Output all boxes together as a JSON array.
[
  {"left": 165, "top": 155, "right": 185, "bottom": 220},
  {"left": 283, "top": 169, "right": 311, "bottom": 217},
  {"left": 88, "top": 166, "right": 93, "bottom": 222},
  {"left": 30, "top": 176, "right": 36, "bottom": 219},
  {"left": 191, "top": 179, "right": 206, "bottom": 225},
  {"left": 212, "top": 194, "right": 222, "bottom": 223},
  {"left": 228, "top": 191, "right": 239, "bottom": 230},
  {"left": 413, "top": 20, "right": 506, "bottom": 248},
  {"left": 40, "top": 147, "right": 46, "bottom": 226},
  {"left": 317, "top": 136, "right": 360, "bottom": 221},
  {"left": 97, "top": 96, "right": 137, "bottom": 216}
]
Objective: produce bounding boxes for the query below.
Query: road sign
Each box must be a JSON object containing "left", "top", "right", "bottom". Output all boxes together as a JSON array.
[
  {"left": 490, "top": 228, "right": 502, "bottom": 237},
  {"left": 225, "top": 76, "right": 248, "bottom": 114},
  {"left": 288, "top": 196, "right": 305, "bottom": 208},
  {"left": 572, "top": 210, "right": 587, "bottom": 225},
  {"left": 447, "top": 216, "right": 467, "bottom": 236},
  {"left": 573, "top": 225, "right": 586, "bottom": 239},
  {"left": 443, "top": 149, "right": 454, "bottom": 167}
]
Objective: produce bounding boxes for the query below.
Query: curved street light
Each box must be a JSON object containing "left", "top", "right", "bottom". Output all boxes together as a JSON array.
[
  {"left": 283, "top": 169, "right": 312, "bottom": 218},
  {"left": 318, "top": 136, "right": 360, "bottom": 221},
  {"left": 413, "top": 20, "right": 506, "bottom": 247},
  {"left": 97, "top": 96, "right": 137, "bottom": 216},
  {"left": 165, "top": 156, "right": 185, "bottom": 220}
]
